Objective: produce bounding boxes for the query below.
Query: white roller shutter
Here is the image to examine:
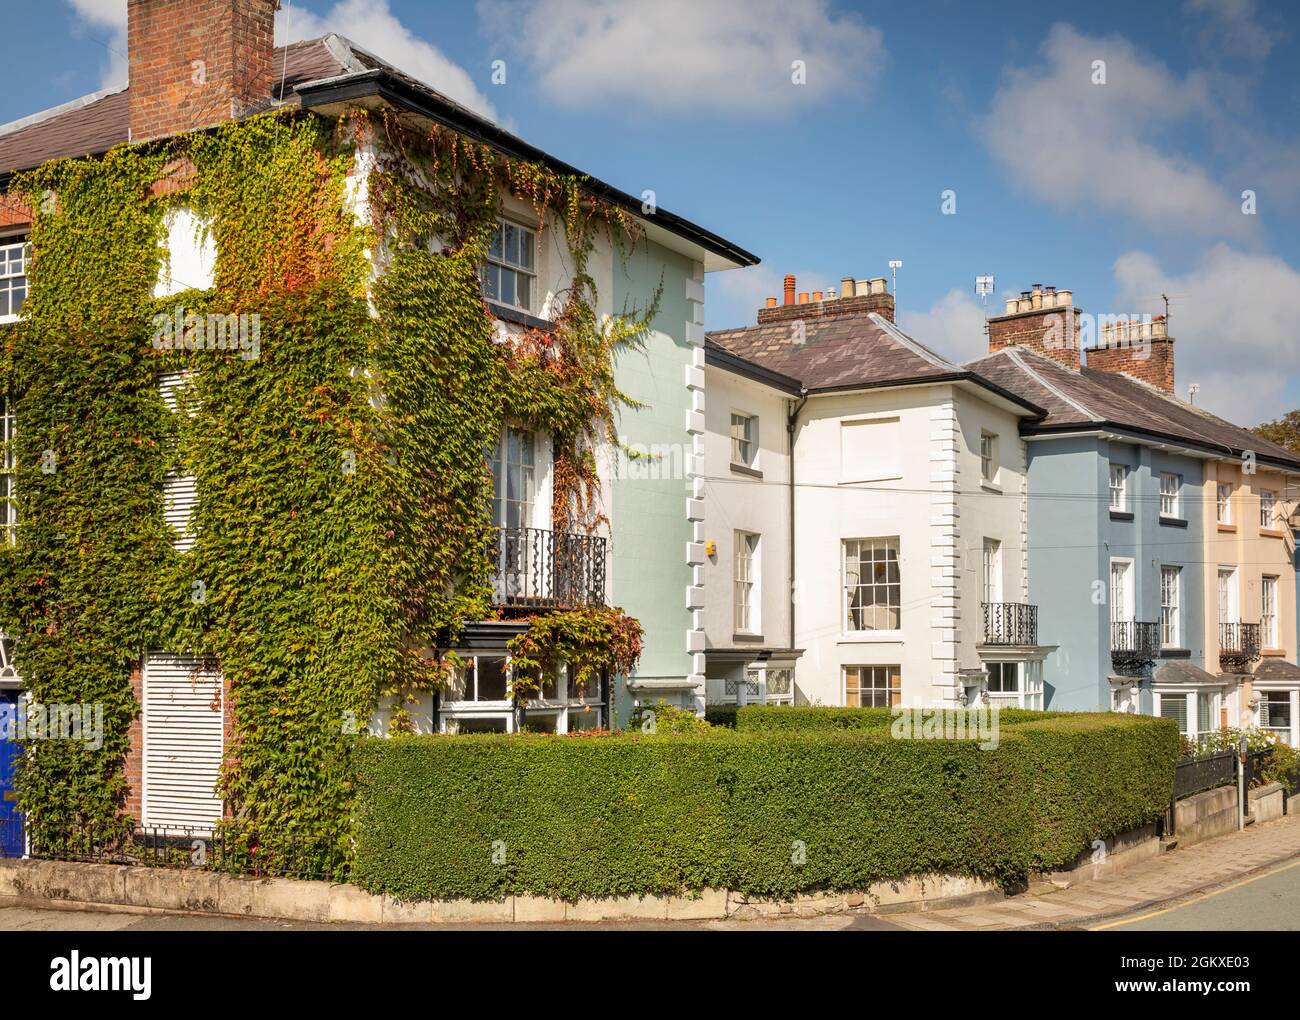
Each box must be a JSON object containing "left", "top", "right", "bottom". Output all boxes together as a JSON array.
[
  {"left": 159, "top": 371, "right": 197, "bottom": 551},
  {"left": 142, "top": 653, "right": 224, "bottom": 833}
]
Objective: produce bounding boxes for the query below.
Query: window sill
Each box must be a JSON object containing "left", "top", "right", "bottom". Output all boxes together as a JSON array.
[
  {"left": 1109, "top": 510, "right": 1134, "bottom": 522},
  {"left": 1259, "top": 528, "right": 1285, "bottom": 539},
  {"left": 1217, "top": 524, "right": 1237, "bottom": 533},
  {"left": 1260, "top": 648, "right": 1287, "bottom": 657},
  {"left": 839, "top": 630, "right": 904, "bottom": 644},
  {"left": 1158, "top": 516, "right": 1188, "bottom": 529},
  {"left": 730, "top": 462, "right": 763, "bottom": 479},
  {"left": 0, "top": 314, "right": 19, "bottom": 326},
  {"left": 1159, "top": 647, "right": 1191, "bottom": 659},
  {"left": 980, "top": 481, "right": 1002, "bottom": 494},
  {"left": 486, "top": 300, "right": 556, "bottom": 332},
  {"left": 732, "top": 632, "right": 765, "bottom": 643}
]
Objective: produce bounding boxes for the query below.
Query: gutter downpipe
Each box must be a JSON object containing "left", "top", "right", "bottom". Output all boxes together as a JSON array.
[{"left": 788, "top": 388, "right": 809, "bottom": 652}]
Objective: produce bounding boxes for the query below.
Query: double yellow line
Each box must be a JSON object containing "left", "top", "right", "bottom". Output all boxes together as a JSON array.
[{"left": 1090, "top": 857, "right": 1300, "bottom": 930}]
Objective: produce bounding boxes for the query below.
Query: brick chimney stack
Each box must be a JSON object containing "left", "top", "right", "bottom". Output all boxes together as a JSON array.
[
  {"left": 759, "top": 274, "right": 894, "bottom": 325},
  {"left": 1085, "top": 316, "right": 1175, "bottom": 394},
  {"left": 987, "top": 283, "right": 1080, "bottom": 369},
  {"left": 128, "top": 0, "right": 280, "bottom": 144}
]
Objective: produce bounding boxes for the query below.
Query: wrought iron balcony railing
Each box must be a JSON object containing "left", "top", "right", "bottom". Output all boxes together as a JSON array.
[
  {"left": 1218, "top": 622, "right": 1261, "bottom": 672},
  {"left": 1111, "top": 621, "right": 1159, "bottom": 676},
  {"left": 981, "top": 602, "right": 1038, "bottom": 645},
  {"left": 489, "top": 526, "right": 607, "bottom": 609}
]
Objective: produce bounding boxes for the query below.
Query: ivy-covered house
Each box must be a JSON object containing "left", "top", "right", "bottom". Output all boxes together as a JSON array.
[{"left": 0, "top": 0, "right": 755, "bottom": 861}]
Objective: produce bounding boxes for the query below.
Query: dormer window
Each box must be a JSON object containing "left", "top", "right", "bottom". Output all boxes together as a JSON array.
[
  {"left": 481, "top": 218, "right": 535, "bottom": 312},
  {"left": 0, "top": 237, "right": 29, "bottom": 321}
]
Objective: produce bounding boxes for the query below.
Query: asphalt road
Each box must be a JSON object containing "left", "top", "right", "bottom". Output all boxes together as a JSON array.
[{"left": 1096, "top": 858, "right": 1300, "bottom": 931}]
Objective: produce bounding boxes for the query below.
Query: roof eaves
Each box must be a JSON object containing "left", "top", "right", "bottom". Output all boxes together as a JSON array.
[
  {"left": 292, "top": 68, "right": 760, "bottom": 270},
  {"left": 1020, "top": 419, "right": 1300, "bottom": 472},
  {"left": 704, "top": 342, "right": 803, "bottom": 394}
]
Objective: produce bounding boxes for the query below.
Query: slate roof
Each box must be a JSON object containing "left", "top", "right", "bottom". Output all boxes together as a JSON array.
[
  {"left": 0, "top": 35, "right": 758, "bottom": 269},
  {"left": 706, "top": 313, "right": 1046, "bottom": 414},
  {"left": 1153, "top": 660, "right": 1223, "bottom": 685},
  {"left": 965, "top": 346, "right": 1300, "bottom": 471},
  {"left": 0, "top": 39, "right": 353, "bottom": 174},
  {"left": 1253, "top": 658, "right": 1300, "bottom": 683}
]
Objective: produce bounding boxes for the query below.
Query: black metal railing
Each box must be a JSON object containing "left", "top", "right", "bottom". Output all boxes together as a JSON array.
[
  {"left": 1218, "top": 622, "right": 1262, "bottom": 672},
  {"left": 1111, "top": 620, "right": 1159, "bottom": 675},
  {"left": 1172, "top": 750, "right": 1236, "bottom": 801},
  {"left": 981, "top": 602, "right": 1038, "bottom": 645},
  {"left": 489, "top": 526, "right": 607, "bottom": 608},
  {"left": 2, "top": 822, "right": 346, "bottom": 881}
]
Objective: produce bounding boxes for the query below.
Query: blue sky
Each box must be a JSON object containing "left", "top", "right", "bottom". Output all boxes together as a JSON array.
[{"left": 4, "top": 0, "right": 1299, "bottom": 424}]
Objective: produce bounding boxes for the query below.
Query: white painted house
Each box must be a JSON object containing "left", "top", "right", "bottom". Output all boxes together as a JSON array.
[{"left": 704, "top": 275, "right": 1054, "bottom": 709}]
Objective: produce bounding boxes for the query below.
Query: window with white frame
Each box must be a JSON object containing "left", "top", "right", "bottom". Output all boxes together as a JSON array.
[
  {"left": 1216, "top": 482, "right": 1232, "bottom": 524},
  {"left": 441, "top": 656, "right": 604, "bottom": 734},
  {"left": 844, "top": 537, "right": 901, "bottom": 631},
  {"left": 1196, "top": 690, "right": 1221, "bottom": 740},
  {"left": 1217, "top": 567, "right": 1238, "bottom": 624},
  {"left": 982, "top": 538, "right": 1001, "bottom": 605},
  {"left": 733, "top": 531, "right": 759, "bottom": 634},
  {"left": 1262, "top": 575, "right": 1278, "bottom": 649},
  {"left": 764, "top": 666, "right": 794, "bottom": 704},
  {"left": 730, "top": 412, "right": 757, "bottom": 468},
  {"left": 1108, "top": 463, "right": 1129, "bottom": 511},
  {"left": 844, "top": 665, "right": 900, "bottom": 707},
  {"left": 0, "top": 398, "right": 14, "bottom": 546},
  {"left": 1109, "top": 559, "right": 1134, "bottom": 623},
  {"left": 1159, "top": 471, "right": 1180, "bottom": 518},
  {"left": 1158, "top": 692, "right": 1189, "bottom": 737},
  {"left": 1160, "top": 566, "right": 1181, "bottom": 648},
  {"left": 1260, "top": 489, "right": 1277, "bottom": 529},
  {"left": 980, "top": 431, "right": 997, "bottom": 483},
  {"left": 1260, "top": 691, "right": 1293, "bottom": 745},
  {"left": 984, "top": 661, "right": 1044, "bottom": 708},
  {"left": 491, "top": 427, "right": 535, "bottom": 531},
  {"left": 481, "top": 218, "right": 535, "bottom": 311},
  {"left": 0, "top": 238, "right": 28, "bottom": 320}
]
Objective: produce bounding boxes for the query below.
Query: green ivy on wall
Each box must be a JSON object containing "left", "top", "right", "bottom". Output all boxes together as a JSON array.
[{"left": 0, "top": 107, "right": 652, "bottom": 873}]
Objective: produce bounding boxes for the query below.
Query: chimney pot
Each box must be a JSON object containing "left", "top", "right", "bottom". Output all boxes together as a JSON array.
[
  {"left": 812, "top": 290, "right": 823, "bottom": 302},
  {"left": 783, "top": 274, "right": 796, "bottom": 306},
  {"left": 765, "top": 296, "right": 777, "bottom": 308},
  {"left": 827, "top": 288, "right": 837, "bottom": 301},
  {"left": 840, "top": 277, "right": 855, "bottom": 298},
  {"left": 798, "top": 292, "right": 809, "bottom": 304}
]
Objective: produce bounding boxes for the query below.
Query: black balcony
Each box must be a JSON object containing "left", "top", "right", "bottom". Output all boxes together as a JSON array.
[
  {"left": 981, "top": 602, "right": 1038, "bottom": 645},
  {"left": 1111, "top": 621, "right": 1159, "bottom": 676},
  {"left": 489, "top": 527, "right": 607, "bottom": 609},
  {"left": 1218, "top": 622, "right": 1261, "bottom": 673}
]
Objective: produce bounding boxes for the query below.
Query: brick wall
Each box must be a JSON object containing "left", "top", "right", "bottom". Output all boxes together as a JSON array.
[
  {"left": 128, "top": 0, "right": 278, "bottom": 144},
  {"left": 124, "top": 663, "right": 143, "bottom": 820},
  {"left": 757, "top": 291, "right": 895, "bottom": 326},
  {"left": 0, "top": 194, "right": 31, "bottom": 231},
  {"left": 988, "top": 305, "right": 1081, "bottom": 369},
  {"left": 1085, "top": 338, "right": 1175, "bottom": 394}
]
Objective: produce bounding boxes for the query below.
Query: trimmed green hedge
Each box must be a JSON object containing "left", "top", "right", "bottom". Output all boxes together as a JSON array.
[
  {"left": 734, "top": 704, "right": 1058, "bottom": 731},
  {"left": 352, "top": 713, "right": 1178, "bottom": 902}
]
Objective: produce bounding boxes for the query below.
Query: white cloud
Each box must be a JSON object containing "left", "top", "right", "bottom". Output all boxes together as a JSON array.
[
  {"left": 1185, "top": 0, "right": 1283, "bottom": 59},
  {"left": 1111, "top": 245, "right": 1300, "bottom": 423},
  {"left": 280, "top": 0, "right": 498, "bottom": 121},
  {"left": 476, "top": 0, "right": 885, "bottom": 115},
  {"left": 898, "top": 289, "right": 990, "bottom": 365},
  {"left": 65, "top": 0, "right": 128, "bottom": 89},
  {"left": 982, "top": 23, "right": 1248, "bottom": 238}
]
